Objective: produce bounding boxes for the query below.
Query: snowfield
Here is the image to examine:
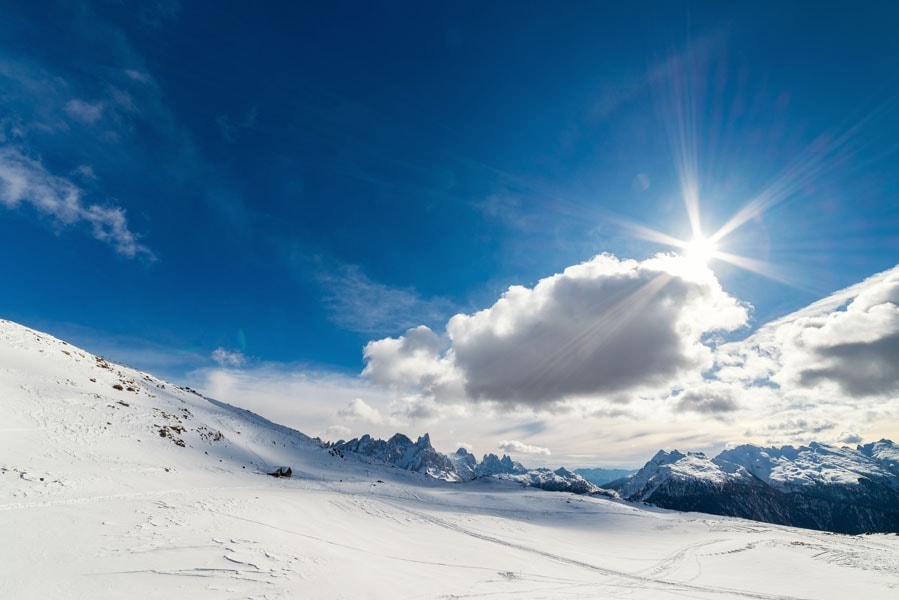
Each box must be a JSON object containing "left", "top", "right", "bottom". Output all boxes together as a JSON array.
[{"left": 2, "top": 318, "right": 898, "bottom": 599}]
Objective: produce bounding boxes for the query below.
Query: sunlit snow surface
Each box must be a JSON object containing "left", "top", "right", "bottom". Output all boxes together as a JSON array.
[{"left": 2, "top": 319, "right": 898, "bottom": 599}]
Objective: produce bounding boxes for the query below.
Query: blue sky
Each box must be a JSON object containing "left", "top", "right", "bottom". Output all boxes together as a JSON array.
[{"left": 2, "top": 1, "right": 899, "bottom": 466}]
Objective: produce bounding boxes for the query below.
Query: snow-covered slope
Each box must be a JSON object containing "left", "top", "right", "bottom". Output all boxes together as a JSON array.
[
  {"left": 611, "top": 442, "right": 899, "bottom": 533},
  {"left": 3, "top": 318, "right": 899, "bottom": 599}
]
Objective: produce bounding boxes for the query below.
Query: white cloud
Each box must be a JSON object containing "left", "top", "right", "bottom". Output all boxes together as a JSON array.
[
  {"left": 337, "top": 398, "right": 385, "bottom": 424},
  {"left": 364, "top": 253, "right": 748, "bottom": 407},
  {"left": 210, "top": 347, "right": 246, "bottom": 368},
  {"left": 0, "top": 147, "right": 153, "bottom": 259},
  {"left": 362, "top": 325, "right": 450, "bottom": 390},
  {"left": 497, "top": 440, "right": 551, "bottom": 456},
  {"left": 325, "top": 424, "right": 352, "bottom": 440},
  {"left": 719, "top": 266, "right": 899, "bottom": 397},
  {"left": 708, "top": 265, "right": 899, "bottom": 448}
]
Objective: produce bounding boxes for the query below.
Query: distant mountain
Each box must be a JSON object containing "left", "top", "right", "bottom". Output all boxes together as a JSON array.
[
  {"left": 330, "top": 433, "right": 461, "bottom": 481},
  {"left": 330, "top": 435, "right": 600, "bottom": 494},
  {"left": 574, "top": 467, "right": 636, "bottom": 486},
  {"left": 606, "top": 441, "right": 899, "bottom": 534}
]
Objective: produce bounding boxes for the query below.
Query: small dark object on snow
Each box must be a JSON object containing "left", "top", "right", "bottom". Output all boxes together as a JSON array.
[{"left": 268, "top": 466, "right": 293, "bottom": 478}]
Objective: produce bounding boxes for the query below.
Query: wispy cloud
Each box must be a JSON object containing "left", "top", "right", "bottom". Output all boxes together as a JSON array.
[
  {"left": 0, "top": 147, "right": 153, "bottom": 259},
  {"left": 317, "top": 263, "right": 455, "bottom": 336},
  {"left": 64, "top": 99, "right": 104, "bottom": 124},
  {"left": 0, "top": 32, "right": 190, "bottom": 261},
  {"left": 124, "top": 69, "right": 151, "bottom": 83}
]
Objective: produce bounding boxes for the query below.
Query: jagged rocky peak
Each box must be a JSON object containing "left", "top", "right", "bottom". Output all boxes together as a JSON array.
[
  {"left": 332, "top": 432, "right": 461, "bottom": 482},
  {"left": 649, "top": 449, "right": 687, "bottom": 465},
  {"left": 475, "top": 453, "right": 524, "bottom": 478},
  {"left": 447, "top": 447, "right": 478, "bottom": 480}
]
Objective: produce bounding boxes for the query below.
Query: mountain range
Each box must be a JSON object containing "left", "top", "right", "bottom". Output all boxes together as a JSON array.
[
  {"left": 606, "top": 441, "right": 899, "bottom": 534},
  {"left": 328, "top": 432, "right": 603, "bottom": 494},
  {"left": 326, "top": 428, "right": 899, "bottom": 534}
]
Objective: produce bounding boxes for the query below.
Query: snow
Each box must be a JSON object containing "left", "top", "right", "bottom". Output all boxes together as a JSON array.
[
  {"left": 717, "top": 442, "right": 899, "bottom": 490},
  {"left": 2, "top": 317, "right": 899, "bottom": 599}
]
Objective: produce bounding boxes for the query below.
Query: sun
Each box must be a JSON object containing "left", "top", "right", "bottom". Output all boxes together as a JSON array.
[{"left": 683, "top": 235, "right": 718, "bottom": 266}]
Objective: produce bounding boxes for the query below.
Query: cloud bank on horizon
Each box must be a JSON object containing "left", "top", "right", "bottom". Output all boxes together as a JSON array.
[{"left": 191, "top": 255, "right": 899, "bottom": 466}]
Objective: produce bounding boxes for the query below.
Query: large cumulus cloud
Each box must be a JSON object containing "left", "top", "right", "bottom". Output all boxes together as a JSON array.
[{"left": 363, "top": 253, "right": 748, "bottom": 408}]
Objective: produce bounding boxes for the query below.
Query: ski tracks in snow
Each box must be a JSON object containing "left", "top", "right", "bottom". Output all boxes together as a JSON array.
[{"left": 375, "top": 497, "right": 819, "bottom": 600}]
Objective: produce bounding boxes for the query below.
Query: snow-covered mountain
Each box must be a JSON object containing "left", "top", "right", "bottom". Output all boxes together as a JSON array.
[
  {"left": 329, "top": 433, "right": 601, "bottom": 494},
  {"left": 329, "top": 432, "right": 460, "bottom": 481},
  {"left": 4, "top": 316, "right": 899, "bottom": 599},
  {"left": 608, "top": 442, "right": 899, "bottom": 533}
]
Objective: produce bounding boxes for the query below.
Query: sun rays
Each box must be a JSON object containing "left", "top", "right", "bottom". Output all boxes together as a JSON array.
[{"left": 612, "top": 41, "right": 896, "bottom": 287}]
